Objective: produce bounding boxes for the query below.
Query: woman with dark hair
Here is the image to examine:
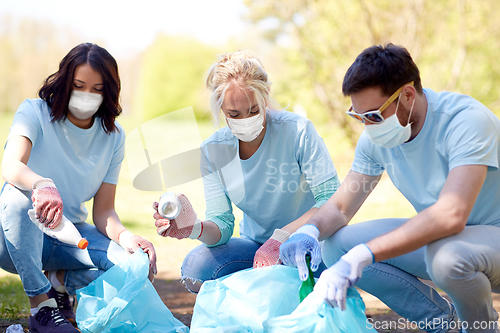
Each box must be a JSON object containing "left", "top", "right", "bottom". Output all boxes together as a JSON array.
[{"left": 0, "top": 43, "right": 157, "bottom": 333}]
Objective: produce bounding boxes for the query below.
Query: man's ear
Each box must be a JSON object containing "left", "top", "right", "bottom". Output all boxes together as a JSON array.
[{"left": 402, "top": 85, "right": 416, "bottom": 106}]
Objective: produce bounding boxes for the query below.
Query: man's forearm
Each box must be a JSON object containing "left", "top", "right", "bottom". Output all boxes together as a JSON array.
[
  {"left": 307, "top": 200, "right": 349, "bottom": 241},
  {"left": 366, "top": 202, "right": 465, "bottom": 262}
]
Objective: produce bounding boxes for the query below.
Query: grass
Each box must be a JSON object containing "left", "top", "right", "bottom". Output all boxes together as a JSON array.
[
  {"left": 0, "top": 110, "right": 416, "bottom": 321},
  {"left": 0, "top": 275, "right": 29, "bottom": 319}
]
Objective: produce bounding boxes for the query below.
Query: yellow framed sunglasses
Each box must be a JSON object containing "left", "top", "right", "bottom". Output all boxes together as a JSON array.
[{"left": 346, "top": 81, "right": 414, "bottom": 124}]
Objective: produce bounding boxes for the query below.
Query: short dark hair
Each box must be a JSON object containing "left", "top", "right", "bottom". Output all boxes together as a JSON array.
[
  {"left": 38, "top": 43, "right": 122, "bottom": 133},
  {"left": 342, "top": 43, "right": 423, "bottom": 97}
]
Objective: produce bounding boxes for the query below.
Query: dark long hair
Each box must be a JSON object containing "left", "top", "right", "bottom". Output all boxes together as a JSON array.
[{"left": 38, "top": 43, "right": 121, "bottom": 133}]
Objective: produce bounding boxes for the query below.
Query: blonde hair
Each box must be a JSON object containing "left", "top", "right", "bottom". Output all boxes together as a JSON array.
[{"left": 205, "top": 50, "right": 281, "bottom": 124}]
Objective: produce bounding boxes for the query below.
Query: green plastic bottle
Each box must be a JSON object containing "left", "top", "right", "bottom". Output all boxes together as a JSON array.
[{"left": 299, "top": 255, "right": 315, "bottom": 302}]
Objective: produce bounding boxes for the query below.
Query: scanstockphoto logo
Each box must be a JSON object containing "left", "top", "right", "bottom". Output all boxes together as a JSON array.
[
  {"left": 265, "top": 159, "right": 307, "bottom": 194},
  {"left": 125, "top": 107, "right": 205, "bottom": 192},
  {"left": 264, "top": 159, "right": 334, "bottom": 194},
  {"left": 125, "top": 107, "right": 334, "bottom": 201},
  {"left": 366, "top": 317, "right": 500, "bottom": 331},
  {"left": 262, "top": 159, "right": 394, "bottom": 195},
  {"left": 125, "top": 107, "right": 246, "bottom": 205},
  {"left": 124, "top": 108, "right": 394, "bottom": 198}
]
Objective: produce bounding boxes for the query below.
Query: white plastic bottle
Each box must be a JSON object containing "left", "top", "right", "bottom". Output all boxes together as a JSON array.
[
  {"left": 158, "top": 192, "right": 181, "bottom": 219},
  {"left": 27, "top": 209, "right": 89, "bottom": 249}
]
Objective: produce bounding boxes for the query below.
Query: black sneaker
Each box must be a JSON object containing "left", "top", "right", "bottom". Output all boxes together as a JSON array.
[
  {"left": 29, "top": 305, "right": 79, "bottom": 332},
  {"left": 47, "top": 287, "right": 76, "bottom": 325}
]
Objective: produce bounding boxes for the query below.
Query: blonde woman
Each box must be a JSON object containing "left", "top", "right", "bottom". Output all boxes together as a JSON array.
[{"left": 153, "top": 50, "right": 339, "bottom": 292}]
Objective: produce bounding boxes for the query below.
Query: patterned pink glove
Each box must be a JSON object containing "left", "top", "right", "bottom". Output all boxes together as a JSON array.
[
  {"left": 31, "top": 178, "right": 63, "bottom": 229},
  {"left": 253, "top": 229, "right": 291, "bottom": 268},
  {"left": 153, "top": 194, "right": 202, "bottom": 240},
  {"left": 118, "top": 230, "right": 158, "bottom": 276}
]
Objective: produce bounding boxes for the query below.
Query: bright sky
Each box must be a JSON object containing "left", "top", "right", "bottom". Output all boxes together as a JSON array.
[{"left": 0, "top": 0, "right": 249, "bottom": 56}]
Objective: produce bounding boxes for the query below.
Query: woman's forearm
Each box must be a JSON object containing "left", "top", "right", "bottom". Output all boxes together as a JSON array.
[
  {"left": 2, "top": 136, "right": 42, "bottom": 191},
  {"left": 197, "top": 220, "right": 222, "bottom": 245},
  {"left": 93, "top": 208, "right": 125, "bottom": 242},
  {"left": 2, "top": 160, "right": 42, "bottom": 191}
]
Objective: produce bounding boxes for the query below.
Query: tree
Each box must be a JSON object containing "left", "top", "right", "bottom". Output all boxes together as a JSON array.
[
  {"left": 0, "top": 15, "right": 82, "bottom": 114},
  {"left": 245, "top": 0, "right": 500, "bottom": 146},
  {"left": 137, "top": 35, "right": 219, "bottom": 122}
]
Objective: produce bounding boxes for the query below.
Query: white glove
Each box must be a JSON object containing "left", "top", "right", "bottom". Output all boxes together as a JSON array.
[
  {"left": 314, "top": 243, "right": 373, "bottom": 310},
  {"left": 279, "top": 224, "right": 322, "bottom": 281}
]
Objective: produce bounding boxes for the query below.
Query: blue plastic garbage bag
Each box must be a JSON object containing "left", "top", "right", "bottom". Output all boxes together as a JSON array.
[
  {"left": 190, "top": 266, "right": 301, "bottom": 333},
  {"left": 263, "top": 288, "right": 376, "bottom": 332},
  {"left": 75, "top": 249, "right": 189, "bottom": 333},
  {"left": 190, "top": 265, "right": 375, "bottom": 333}
]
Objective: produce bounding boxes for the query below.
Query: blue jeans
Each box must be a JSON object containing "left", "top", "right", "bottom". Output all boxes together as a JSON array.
[
  {"left": 0, "top": 183, "right": 129, "bottom": 297},
  {"left": 181, "top": 236, "right": 326, "bottom": 293},
  {"left": 322, "top": 218, "right": 500, "bottom": 333}
]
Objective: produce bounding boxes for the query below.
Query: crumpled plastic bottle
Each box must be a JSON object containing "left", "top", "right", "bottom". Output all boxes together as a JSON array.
[
  {"left": 6, "top": 323, "right": 24, "bottom": 333},
  {"left": 158, "top": 191, "right": 181, "bottom": 219},
  {"left": 27, "top": 209, "right": 88, "bottom": 249}
]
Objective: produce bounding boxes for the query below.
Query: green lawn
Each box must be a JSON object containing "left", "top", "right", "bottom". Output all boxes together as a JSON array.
[
  {"left": 0, "top": 276, "right": 29, "bottom": 319},
  {"left": 0, "top": 110, "right": 415, "bottom": 320}
]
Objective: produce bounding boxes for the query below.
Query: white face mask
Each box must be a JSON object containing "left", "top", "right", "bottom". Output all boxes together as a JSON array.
[
  {"left": 226, "top": 111, "right": 265, "bottom": 142},
  {"left": 68, "top": 90, "right": 103, "bottom": 120},
  {"left": 364, "top": 96, "right": 415, "bottom": 148}
]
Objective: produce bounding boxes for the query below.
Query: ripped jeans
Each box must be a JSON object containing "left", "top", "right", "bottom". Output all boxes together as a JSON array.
[
  {"left": 181, "top": 236, "right": 326, "bottom": 293},
  {"left": 0, "top": 183, "right": 130, "bottom": 297}
]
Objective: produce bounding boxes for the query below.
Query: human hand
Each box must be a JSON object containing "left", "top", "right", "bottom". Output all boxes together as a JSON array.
[
  {"left": 313, "top": 243, "right": 373, "bottom": 310},
  {"left": 153, "top": 194, "right": 202, "bottom": 240},
  {"left": 31, "top": 178, "right": 63, "bottom": 229},
  {"left": 279, "top": 224, "right": 322, "bottom": 280},
  {"left": 253, "top": 229, "right": 290, "bottom": 268},
  {"left": 118, "top": 230, "right": 158, "bottom": 279}
]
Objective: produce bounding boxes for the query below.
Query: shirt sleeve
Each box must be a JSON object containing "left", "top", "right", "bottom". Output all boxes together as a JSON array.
[
  {"left": 294, "top": 119, "right": 337, "bottom": 187},
  {"left": 103, "top": 126, "right": 126, "bottom": 185},
  {"left": 445, "top": 107, "right": 499, "bottom": 171},
  {"left": 351, "top": 132, "right": 385, "bottom": 176},
  {"left": 310, "top": 175, "right": 341, "bottom": 208},
  {"left": 6, "top": 99, "right": 41, "bottom": 148},
  {"left": 200, "top": 143, "right": 235, "bottom": 246},
  {"left": 204, "top": 195, "right": 235, "bottom": 247}
]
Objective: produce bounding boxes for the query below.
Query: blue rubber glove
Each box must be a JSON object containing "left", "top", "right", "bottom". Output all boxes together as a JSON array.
[
  {"left": 279, "top": 224, "right": 322, "bottom": 281},
  {"left": 314, "top": 243, "right": 374, "bottom": 310}
]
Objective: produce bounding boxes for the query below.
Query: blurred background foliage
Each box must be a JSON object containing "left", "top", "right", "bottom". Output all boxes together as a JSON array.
[
  {"left": 1, "top": 0, "right": 498, "bottom": 319},
  {"left": 244, "top": 0, "right": 500, "bottom": 145},
  {"left": 0, "top": 0, "right": 497, "bottom": 235},
  {"left": 2, "top": 0, "right": 500, "bottom": 147},
  {"left": 1, "top": 0, "right": 500, "bottom": 148},
  {"left": 138, "top": 35, "right": 218, "bottom": 122}
]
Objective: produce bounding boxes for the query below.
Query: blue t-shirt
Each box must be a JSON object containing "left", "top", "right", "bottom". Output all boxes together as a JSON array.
[
  {"left": 201, "top": 110, "right": 337, "bottom": 244},
  {"left": 6, "top": 98, "right": 125, "bottom": 223},
  {"left": 352, "top": 88, "right": 500, "bottom": 226}
]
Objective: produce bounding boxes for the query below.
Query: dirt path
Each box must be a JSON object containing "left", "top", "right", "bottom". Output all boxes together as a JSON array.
[
  {"left": 152, "top": 278, "right": 500, "bottom": 333},
  {"left": 3, "top": 276, "right": 500, "bottom": 332}
]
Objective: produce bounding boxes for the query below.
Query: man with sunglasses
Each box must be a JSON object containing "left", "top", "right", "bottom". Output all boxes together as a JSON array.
[{"left": 280, "top": 43, "right": 500, "bottom": 333}]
